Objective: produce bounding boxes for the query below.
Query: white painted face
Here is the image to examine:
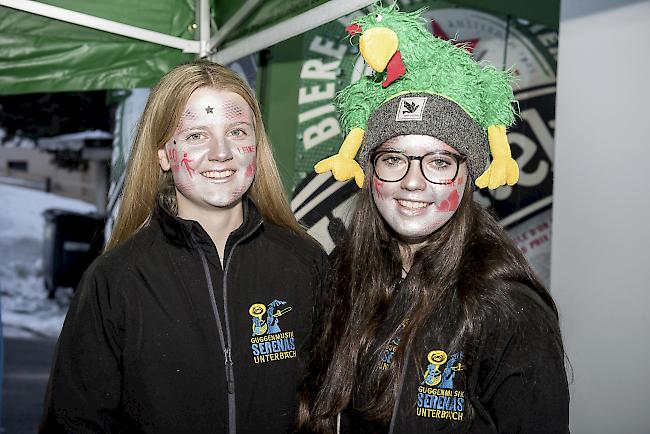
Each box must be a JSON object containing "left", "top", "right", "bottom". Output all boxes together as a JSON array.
[
  {"left": 158, "top": 87, "right": 257, "bottom": 212},
  {"left": 371, "top": 135, "right": 468, "bottom": 244}
]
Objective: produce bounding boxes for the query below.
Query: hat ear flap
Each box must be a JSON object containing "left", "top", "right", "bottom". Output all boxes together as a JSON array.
[{"left": 475, "top": 125, "right": 519, "bottom": 189}]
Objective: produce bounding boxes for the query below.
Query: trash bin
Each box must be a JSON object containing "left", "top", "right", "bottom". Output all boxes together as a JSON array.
[{"left": 42, "top": 209, "right": 105, "bottom": 298}]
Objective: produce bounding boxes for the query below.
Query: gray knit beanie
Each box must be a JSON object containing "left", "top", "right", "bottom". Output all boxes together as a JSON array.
[{"left": 358, "top": 92, "right": 488, "bottom": 181}]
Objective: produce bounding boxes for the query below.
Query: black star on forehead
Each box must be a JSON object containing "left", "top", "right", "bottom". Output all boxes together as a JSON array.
[{"left": 205, "top": 105, "right": 214, "bottom": 114}]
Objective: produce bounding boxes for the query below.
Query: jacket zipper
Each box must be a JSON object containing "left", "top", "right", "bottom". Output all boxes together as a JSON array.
[{"left": 192, "top": 221, "right": 262, "bottom": 434}]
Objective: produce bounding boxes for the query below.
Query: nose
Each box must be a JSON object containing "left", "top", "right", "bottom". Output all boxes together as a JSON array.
[
  {"left": 207, "top": 138, "right": 233, "bottom": 161},
  {"left": 400, "top": 160, "right": 426, "bottom": 191}
]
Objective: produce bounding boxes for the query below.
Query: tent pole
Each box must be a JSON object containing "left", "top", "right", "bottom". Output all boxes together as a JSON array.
[
  {"left": 213, "top": 0, "right": 375, "bottom": 64},
  {"left": 0, "top": 0, "right": 200, "bottom": 53},
  {"left": 208, "top": 0, "right": 263, "bottom": 54},
  {"left": 197, "top": 0, "right": 210, "bottom": 58}
]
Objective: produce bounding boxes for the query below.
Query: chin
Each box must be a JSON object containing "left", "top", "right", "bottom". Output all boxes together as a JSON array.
[
  {"left": 204, "top": 196, "right": 242, "bottom": 209},
  {"left": 391, "top": 221, "right": 445, "bottom": 243}
]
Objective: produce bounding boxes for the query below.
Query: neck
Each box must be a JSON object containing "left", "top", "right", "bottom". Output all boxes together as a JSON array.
[{"left": 176, "top": 193, "right": 244, "bottom": 262}]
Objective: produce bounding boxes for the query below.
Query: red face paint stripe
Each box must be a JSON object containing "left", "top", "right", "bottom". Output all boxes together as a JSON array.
[
  {"left": 435, "top": 189, "right": 459, "bottom": 212},
  {"left": 244, "top": 160, "right": 256, "bottom": 178},
  {"left": 373, "top": 177, "right": 385, "bottom": 200},
  {"left": 180, "top": 152, "right": 195, "bottom": 178},
  {"left": 229, "top": 185, "right": 248, "bottom": 201}
]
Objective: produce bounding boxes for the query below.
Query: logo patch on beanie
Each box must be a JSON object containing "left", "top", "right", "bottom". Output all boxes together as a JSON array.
[{"left": 396, "top": 96, "right": 428, "bottom": 121}]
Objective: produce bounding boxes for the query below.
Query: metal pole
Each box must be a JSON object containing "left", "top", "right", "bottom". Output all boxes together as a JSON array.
[
  {"left": 197, "top": 0, "right": 211, "bottom": 58},
  {"left": 0, "top": 0, "right": 200, "bottom": 53}
]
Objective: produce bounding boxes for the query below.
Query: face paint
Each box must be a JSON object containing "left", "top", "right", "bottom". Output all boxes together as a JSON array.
[
  {"left": 373, "top": 176, "right": 385, "bottom": 201},
  {"left": 160, "top": 87, "right": 257, "bottom": 213},
  {"left": 371, "top": 135, "right": 467, "bottom": 243},
  {"left": 168, "top": 147, "right": 180, "bottom": 171},
  {"left": 222, "top": 101, "right": 245, "bottom": 120},
  {"left": 244, "top": 159, "right": 256, "bottom": 178},
  {"left": 237, "top": 145, "right": 256, "bottom": 155},
  {"left": 180, "top": 151, "right": 195, "bottom": 177}
]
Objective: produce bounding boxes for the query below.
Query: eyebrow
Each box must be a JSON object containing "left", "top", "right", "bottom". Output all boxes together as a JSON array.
[
  {"left": 376, "top": 146, "right": 401, "bottom": 152},
  {"left": 227, "top": 121, "right": 254, "bottom": 129},
  {"left": 176, "top": 121, "right": 254, "bottom": 135},
  {"left": 377, "top": 146, "right": 461, "bottom": 154}
]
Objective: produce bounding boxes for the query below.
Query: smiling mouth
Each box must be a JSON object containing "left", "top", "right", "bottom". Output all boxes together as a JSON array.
[
  {"left": 200, "top": 170, "right": 235, "bottom": 179},
  {"left": 397, "top": 199, "right": 431, "bottom": 209}
]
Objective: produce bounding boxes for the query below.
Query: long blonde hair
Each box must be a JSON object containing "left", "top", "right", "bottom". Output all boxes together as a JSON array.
[{"left": 106, "top": 60, "right": 306, "bottom": 251}]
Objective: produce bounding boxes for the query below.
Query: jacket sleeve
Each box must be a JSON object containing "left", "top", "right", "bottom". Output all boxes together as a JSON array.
[
  {"left": 476, "top": 289, "right": 569, "bottom": 434},
  {"left": 40, "top": 259, "right": 126, "bottom": 433}
]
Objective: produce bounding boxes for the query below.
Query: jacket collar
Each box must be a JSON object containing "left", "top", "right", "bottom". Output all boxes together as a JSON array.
[{"left": 154, "top": 195, "right": 263, "bottom": 249}]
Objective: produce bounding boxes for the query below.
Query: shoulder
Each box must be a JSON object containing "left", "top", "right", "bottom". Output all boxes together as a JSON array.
[
  {"left": 258, "top": 222, "right": 327, "bottom": 270},
  {"left": 86, "top": 223, "right": 160, "bottom": 284},
  {"left": 501, "top": 282, "right": 559, "bottom": 330},
  {"left": 103, "top": 224, "right": 157, "bottom": 261},
  {"left": 479, "top": 281, "right": 563, "bottom": 367},
  {"left": 474, "top": 283, "right": 569, "bottom": 432}
]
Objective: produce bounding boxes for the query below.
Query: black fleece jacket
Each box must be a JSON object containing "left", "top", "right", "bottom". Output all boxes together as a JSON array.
[
  {"left": 343, "top": 283, "right": 569, "bottom": 434},
  {"left": 41, "top": 199, "right": 326, "bottom": 433}
]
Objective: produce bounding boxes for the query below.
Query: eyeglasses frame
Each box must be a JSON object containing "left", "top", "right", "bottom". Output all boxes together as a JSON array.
[{"left": 371, "top": 149, "right": 467, "bottom": 185}]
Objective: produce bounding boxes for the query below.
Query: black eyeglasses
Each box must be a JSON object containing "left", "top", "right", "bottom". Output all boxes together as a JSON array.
[{"left": 371, "top": 150, "right": 467, "bottom": 184}]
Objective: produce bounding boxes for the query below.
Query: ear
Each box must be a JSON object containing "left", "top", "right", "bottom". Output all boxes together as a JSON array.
[{"left": 158, "top": 147, "right": 171, "bottom": 172}]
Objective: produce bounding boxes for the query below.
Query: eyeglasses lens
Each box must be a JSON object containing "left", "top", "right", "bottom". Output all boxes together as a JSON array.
[{"left": 374, "top": 152, "right": 458, "bottom": 184}]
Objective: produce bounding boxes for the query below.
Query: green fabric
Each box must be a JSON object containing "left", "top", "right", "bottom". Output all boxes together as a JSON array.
[
  {"left": 337, "top": 5, "right": 516, "bottom": 133},
  {"left": 0, "top": 0, "right": 194, "bottom": 95},
  {"left": 0, "top": 0, "right": 559, "bottom": 95},
  {"left": 215, "top": 0, "right": 330, "bottom": 42}
]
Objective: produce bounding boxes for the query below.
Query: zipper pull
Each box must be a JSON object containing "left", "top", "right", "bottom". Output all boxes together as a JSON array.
[{"left": 225, "top": 348, "right": 235, "bottom": 394}]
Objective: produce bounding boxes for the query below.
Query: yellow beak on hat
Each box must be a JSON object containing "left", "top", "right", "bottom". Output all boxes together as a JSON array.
[{"left": 360, "top": 27, "right": 399, "bottom": 73}]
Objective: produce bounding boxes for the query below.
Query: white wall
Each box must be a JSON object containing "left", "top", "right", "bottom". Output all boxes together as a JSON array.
[{"left": 552, "top": 1, "right": 650, "bottom": 433}]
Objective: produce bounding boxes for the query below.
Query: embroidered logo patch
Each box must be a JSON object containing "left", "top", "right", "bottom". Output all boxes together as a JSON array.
[
  {"left": 416, "top": 349, "right": 465, "bottom": 421},
  {"left": 249, "top": 300, "right": 296, "bottom": 364},
  {"left": 379, "top": 337, "right": 401, "bottom": 371},
  {"left": 396, "top": 96, "right": 428, "bottom": 121}
]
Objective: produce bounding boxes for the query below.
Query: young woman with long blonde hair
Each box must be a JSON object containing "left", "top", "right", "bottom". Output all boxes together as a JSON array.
[{"left": 42, "top": 60, "right": 325, "bottom": 434}]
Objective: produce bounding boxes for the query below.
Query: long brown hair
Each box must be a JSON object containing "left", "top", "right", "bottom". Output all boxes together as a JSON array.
[
  {"left": 106, "top": 60, "right": 306, "bottom": 251},
  {"left": 297, "top": 167, "right": 561, "bottom": 432}
]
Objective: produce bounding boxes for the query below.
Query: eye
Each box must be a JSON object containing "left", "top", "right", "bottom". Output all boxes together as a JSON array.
[
  {"left": 424, "top": 154, "right": 455, "bottom": 171},
  {"left": 375, "top": 14, "right": 383, "bottom": 22},
  {"left": 432, "top": 158, "right": 450, "bottom": 168},
  {"left": 380, "top": 153, "right": 405, "bottom": 166},
  {"left": 228, "top": 128, "right": 247, "bottom": 138},
  {"left": 186, "top": 132, "right": 206, "bottom": 141}
]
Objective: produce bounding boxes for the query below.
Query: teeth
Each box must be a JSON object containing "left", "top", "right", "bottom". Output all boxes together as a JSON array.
[
  {"left": 397, "top": 200, "right": 429, "bottom": 209},
  {"left": 201, "top": 170, "right": 234, "bottom": 179}
]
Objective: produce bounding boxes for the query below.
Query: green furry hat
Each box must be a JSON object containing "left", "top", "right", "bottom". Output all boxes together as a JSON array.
[
  {"left": 339, "top": 5, "right": 516, "bottom": 130},
  {"left": 315, "top": 4, "right": 520, "bottom": 189}
]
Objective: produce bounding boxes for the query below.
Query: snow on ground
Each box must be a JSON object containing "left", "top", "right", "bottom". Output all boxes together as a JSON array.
[{"left": 0, "top": 184, "right": 96, "bottom": 339}]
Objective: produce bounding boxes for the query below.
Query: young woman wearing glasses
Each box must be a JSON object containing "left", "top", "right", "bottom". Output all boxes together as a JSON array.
[{"left": 298, "top": 90, "right": 569, "bottom": 433}]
